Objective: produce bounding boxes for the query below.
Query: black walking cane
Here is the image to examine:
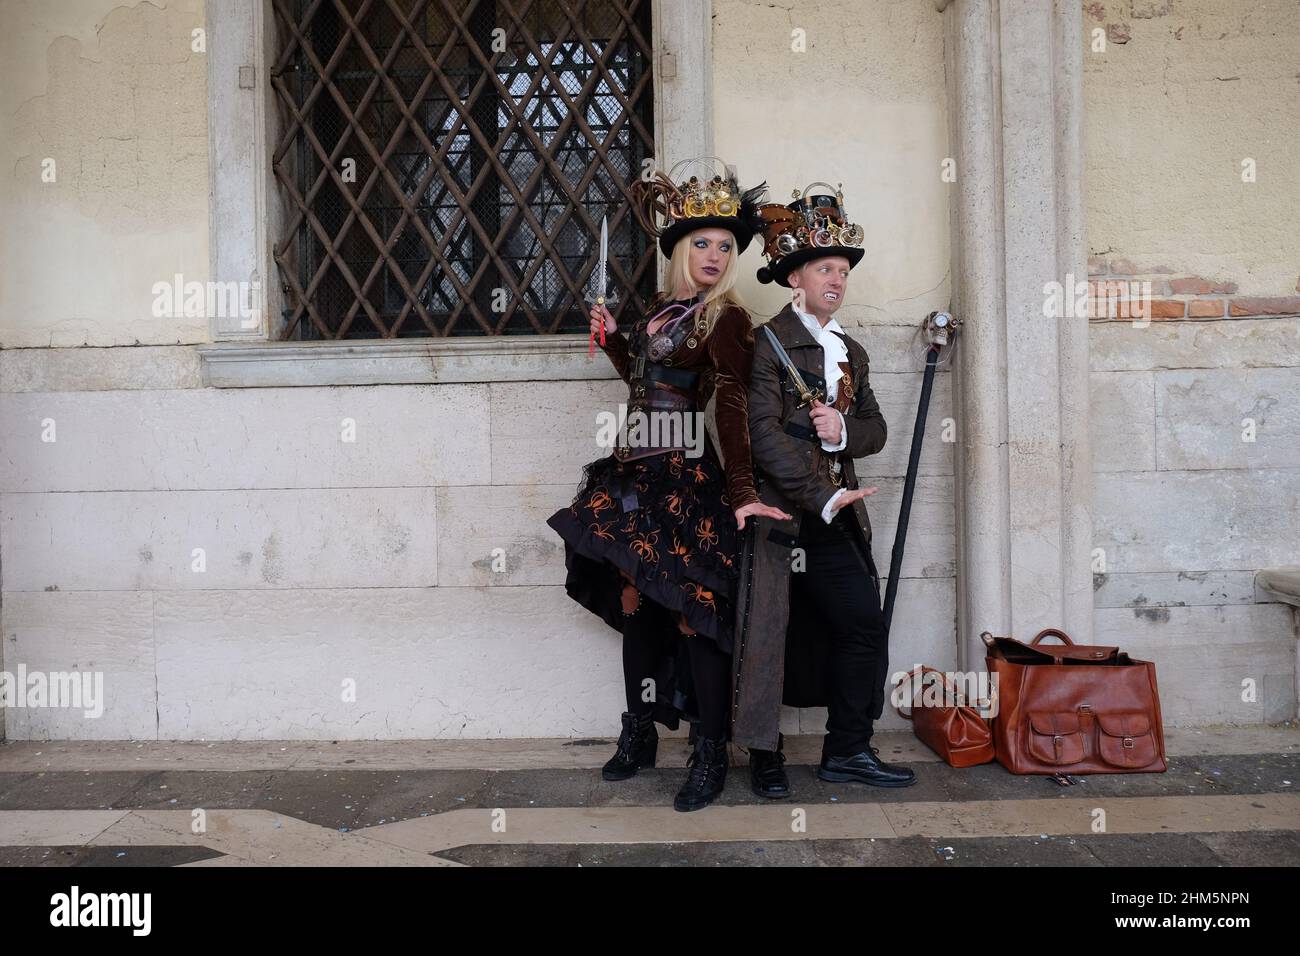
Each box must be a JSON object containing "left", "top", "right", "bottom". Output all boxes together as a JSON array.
[{"left": 881, "top": 311, "right": 960, "bottom": 632}]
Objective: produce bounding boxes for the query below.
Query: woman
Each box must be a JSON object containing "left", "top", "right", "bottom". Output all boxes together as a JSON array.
[{"left": 547, "top": 161, "right": 790, "bottom": 812}]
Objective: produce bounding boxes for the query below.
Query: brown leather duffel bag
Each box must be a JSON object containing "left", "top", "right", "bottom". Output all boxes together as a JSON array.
[
  {"left": 894, "top": 665, "right": 996, "bottom": 768},
  {"left": 983, "top": 628, "right": 1167, "bottom": 775}
]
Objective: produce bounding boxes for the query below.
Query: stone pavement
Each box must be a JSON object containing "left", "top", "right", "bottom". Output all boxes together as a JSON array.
[{"left": 0, "top": 726, "right": 1297, "bottom": 867}]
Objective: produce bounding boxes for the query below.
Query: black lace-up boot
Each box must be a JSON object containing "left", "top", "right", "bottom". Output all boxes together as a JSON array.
[
  {"left": 673, "top": 735, "right": 728, "bottom": 811},
  {"left": 601, "top": 711, "right": 658, "bottom": 781}
]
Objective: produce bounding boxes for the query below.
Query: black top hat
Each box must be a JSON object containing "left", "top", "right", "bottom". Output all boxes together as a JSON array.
[
  {"left": 755, "top": 183, "right": 865, "bottom": 287},
  {"left": 631, "top": 158, "right": 767, "bottom": 258}
]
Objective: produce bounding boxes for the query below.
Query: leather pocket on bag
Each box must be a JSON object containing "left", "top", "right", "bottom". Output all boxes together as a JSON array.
[
  {"left": 1096, "top": 712, "right": 1158, "bottom": 768},
  {"left": 1027, "top": 712, "right": 1086, "bottom": 765}
]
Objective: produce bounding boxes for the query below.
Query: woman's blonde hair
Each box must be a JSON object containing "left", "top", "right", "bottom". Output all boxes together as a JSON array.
[{"left": 664, "top": 229, "right": 745, "bottom": 339}]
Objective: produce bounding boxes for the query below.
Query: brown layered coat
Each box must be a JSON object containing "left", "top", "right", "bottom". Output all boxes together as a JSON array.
[{"left": 731, "top": 305, "right": 888, "bottom": 750}]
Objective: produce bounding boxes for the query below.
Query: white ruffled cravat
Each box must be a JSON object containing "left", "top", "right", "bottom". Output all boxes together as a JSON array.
[
  {"left": 791, "top": 306, "right": 850, "bottom": 523},
  {"left": 793, "top": 306, "right": 848, "bottom": 403}
]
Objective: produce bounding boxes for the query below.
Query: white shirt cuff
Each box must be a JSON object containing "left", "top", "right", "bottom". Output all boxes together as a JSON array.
[
  {"left": 820, "top": 410, "right": 848, "bottom": 453},
  {"left": 820, "top": 488, "right": 847, "bottom": 524}
]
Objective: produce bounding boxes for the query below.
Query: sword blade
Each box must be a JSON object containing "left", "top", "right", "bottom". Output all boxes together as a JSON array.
[
  {"left": 762, "top": 325, "right": 814, "bottom": 400},
  {"left": 596, "top": 216, "right": 608, "bottom": 299}
]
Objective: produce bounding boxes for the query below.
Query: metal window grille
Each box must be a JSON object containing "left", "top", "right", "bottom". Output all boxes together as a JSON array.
[{"left": 270, "top": 0, "right": 656, "bottom": 339}]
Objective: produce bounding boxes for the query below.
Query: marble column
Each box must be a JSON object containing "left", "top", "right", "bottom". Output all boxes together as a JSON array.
[{"left": 937, "top": 0, "right": 1094, "bottom": 665}]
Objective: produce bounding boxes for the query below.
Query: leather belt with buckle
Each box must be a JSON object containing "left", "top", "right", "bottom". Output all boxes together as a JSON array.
[
  {"left": 782, "top": 420, "right": 844, "bottom": 485},
  {"left": 783, "top": 420, "right": 818, "bottom": 443},
  {"left": 614, "top": 381, "right": 700, "bottom": 464},
  {"left": 632, "top": 355, "right": 699, "bottom": 391}
]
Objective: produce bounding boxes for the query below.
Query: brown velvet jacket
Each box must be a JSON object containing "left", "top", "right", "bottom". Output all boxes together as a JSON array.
[{"left": 599, "top": 300, "right": 760, "bottom": 510}]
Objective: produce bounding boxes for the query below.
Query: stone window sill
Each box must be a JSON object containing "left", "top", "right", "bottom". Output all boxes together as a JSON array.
[{"left": 197, "top": 335, "right": 617, "bottom": 387}]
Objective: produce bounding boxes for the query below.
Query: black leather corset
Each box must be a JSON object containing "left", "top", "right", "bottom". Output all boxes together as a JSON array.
[{"left": 613, "top": 307, "right": 704, "bottom": 462}]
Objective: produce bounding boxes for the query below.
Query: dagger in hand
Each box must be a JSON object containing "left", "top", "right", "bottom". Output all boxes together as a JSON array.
[
  {"left": 587, "top": 216, "right": 619, "bottom": 356},
  {"left": 761, "top": 325, "right": 825, "bottom": 408}
]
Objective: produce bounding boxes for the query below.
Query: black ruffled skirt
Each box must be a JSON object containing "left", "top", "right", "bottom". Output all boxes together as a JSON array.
[{"left": 546, "top": 447, "right": 741, "bottom": 653}]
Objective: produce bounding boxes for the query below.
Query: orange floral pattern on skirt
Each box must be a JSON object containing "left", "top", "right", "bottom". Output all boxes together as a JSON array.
[{"left": 565, "top": 449, "right": 739, "bottom": 628}]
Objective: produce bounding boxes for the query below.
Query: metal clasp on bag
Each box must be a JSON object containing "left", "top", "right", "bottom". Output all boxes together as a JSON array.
[{"left": 1122, "top": 737, "right": 1135, "bottom": 749}]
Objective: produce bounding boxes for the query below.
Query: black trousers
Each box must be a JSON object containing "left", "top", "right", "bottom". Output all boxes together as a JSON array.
[{"left": 792, "top": 506, "right": 891, "bottom": 758}]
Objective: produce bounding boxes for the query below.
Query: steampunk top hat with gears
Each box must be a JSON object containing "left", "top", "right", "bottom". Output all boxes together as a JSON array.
[
  {"left": 755, "top": 182, "right": 866, "bottom": 287},
  {"left": 631, "top": 157, "right": 768, "bottom": 259}
]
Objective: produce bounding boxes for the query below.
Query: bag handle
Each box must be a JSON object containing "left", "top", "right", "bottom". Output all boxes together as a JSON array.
[
  {"left": 1030, "top": 627, "right": 1075, "bottom": 647},
  {"left": 893, "top": 666, "right": 953, "bottom": 720},
  {"left": 894, "top": 671, "right": 993, "bottom": 723}
]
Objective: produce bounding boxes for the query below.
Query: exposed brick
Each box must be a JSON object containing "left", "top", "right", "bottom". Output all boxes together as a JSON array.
[
  {"left": 1172, "top": 276, "right": 1239, "bottom": 295},
  {"left": 1086, "top": 296, "right": 1109, "bottom": 320},
  {"left": 1087, "top": 255, "right": 1108, "bottom": 275},
  {"left": 1106, "top": 260, "right": 1175, "bottom": 276},
  {"left": 1170, "top": 277, "right": 1212, "bottom": 294},
  {"left": 1149, "top": 300, "right": 1185, "bottom": 319},
  {"left": 1084, "top": 3, "right": 1106, "bottom": 22},
  {"left": 1090, "top": 277, "right": 1167, "bottom": 320},
  {"left": 1090, "top": 278, "right": 1138, "bottom": 296},
  {"left": 1106, "top": 22, "right": 1131, "bottom": 43},
  {"left": 1228, "top": 296, "right": 1300, "bottom": 317},
  {"left": 1188, "top": 300, "right": 1225, "bottom": 318}
]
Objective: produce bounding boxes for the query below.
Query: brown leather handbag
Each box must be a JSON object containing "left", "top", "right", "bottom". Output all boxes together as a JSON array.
[
  {"left": 894, "top": 665, "right": 996, "bottom": 768},
  {"left": 983, "top": 628, "right": 1167, "bottom": 776}
]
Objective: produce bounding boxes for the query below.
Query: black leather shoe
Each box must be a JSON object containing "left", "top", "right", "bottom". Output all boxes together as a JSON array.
[
  {"left": 817, "top": 745, "right": 917, "bottom": 788},
  {"left": 674, "top": 736, "right": 728, "bottom": 811},
  {"left": 602, "top": 711, "right": 658, "bottom": 781},
  {"left": 749, "top": 733, "right": 790, "bottom": 799}
]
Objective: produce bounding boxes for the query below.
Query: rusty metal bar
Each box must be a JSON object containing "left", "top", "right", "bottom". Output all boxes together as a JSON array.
[{"left": 270, "top": 0, "right": 656, "bottom": 339}]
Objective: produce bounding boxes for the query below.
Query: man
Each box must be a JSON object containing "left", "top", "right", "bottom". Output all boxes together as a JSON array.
[{"left": 731, "top": 184, "right": 916, "bottom": 796}]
